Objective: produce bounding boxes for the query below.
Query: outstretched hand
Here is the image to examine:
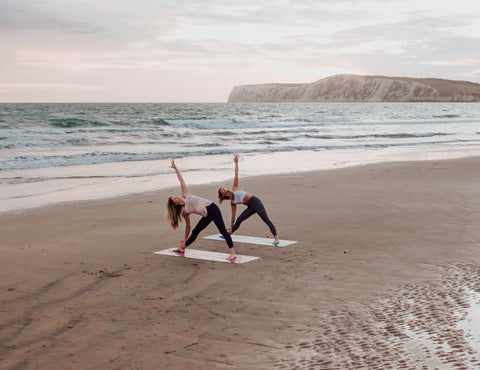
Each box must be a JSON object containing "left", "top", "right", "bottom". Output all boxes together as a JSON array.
[
  {"left": 170, "top": 158, "right": 177, "bottom": 170},
  {"left": 233, "top": 154, "right": 239, "bottom": 163}
]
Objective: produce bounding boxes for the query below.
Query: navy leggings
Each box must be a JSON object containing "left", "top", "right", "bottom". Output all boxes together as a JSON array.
[
  {"left": 231, "top": 196, "right": 277, "bottom": 237},
  {"left": 185, "top": 203, "right": 234, "bottom": 249}
]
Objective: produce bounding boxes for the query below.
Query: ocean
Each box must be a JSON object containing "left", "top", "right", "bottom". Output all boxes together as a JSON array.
[{"left": 1, "top": 102, "right": 480, "bottom": 213}]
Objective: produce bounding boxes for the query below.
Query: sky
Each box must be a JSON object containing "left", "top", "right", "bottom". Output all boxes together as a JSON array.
[{"left": 1, "top": 0, "right": 480, "bottom": 102}]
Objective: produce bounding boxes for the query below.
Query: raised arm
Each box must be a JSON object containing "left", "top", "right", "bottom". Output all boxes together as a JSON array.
[
  {"left": 170, "top": 159, "right": 189, "bottom": 197},
  {"left": 232, "top": 154, "right": 239, "bottom": 191}
]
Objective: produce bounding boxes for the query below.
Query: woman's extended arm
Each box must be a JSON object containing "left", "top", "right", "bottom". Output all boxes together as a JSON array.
[
  {"left": 183, "top": 212, "right": 191, "bottom": 242},
  {"left": 230, "top": 154, "right": 239, "bottom": 227},
  {"left": 170, "top": 159, "right": 189, "bottom": 197},
  {"left": 233, "top": 154, "right": 239, "bottom": 191},
  {"left": 230, "top": 203, "right": 237, "bottom": 228}
]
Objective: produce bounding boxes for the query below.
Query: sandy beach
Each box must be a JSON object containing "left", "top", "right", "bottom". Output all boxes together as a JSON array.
[{"left": 2, "top": 156, "right": 480, "bottom": 369}]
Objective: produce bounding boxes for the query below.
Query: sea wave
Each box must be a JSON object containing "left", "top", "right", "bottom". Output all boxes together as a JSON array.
[
  {"left": 50, "top": 118, "right": 110, "bottom": 127},
  {"left": 163, "top": 118, "right": 236, "bottom": 128},
  {"left": 433, "top": 114, "right": 461, "bottom": 119},
  {"left": 2, "top": 102, "right": 480, "bottom": 173},
  {"left": 304, "top": 132, "right": 451, "bottom": 140},
  {"left": 2, "top": 138, "right": 474, "bottom": 171},
  {"left": 138, "top": 118, "right": 170, "bottom": 126}
]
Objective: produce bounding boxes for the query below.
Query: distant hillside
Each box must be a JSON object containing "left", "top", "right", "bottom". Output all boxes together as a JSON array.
[{"left": 228, "top": 74, "right": 480, "bottom": 102}]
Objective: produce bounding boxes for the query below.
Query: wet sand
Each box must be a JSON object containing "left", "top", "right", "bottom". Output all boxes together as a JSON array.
[{"left": 1, "top": 157, "right": 480, "bottom": 369}]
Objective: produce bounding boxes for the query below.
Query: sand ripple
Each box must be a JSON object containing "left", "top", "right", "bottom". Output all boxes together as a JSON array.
[{"left": 274, "top": 263, "right": 480, "bottom": 369}]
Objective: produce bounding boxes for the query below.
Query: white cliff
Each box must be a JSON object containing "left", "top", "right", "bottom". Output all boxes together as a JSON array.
[{"left": 228, "top": 75, "right": 480, "bottom": 102}]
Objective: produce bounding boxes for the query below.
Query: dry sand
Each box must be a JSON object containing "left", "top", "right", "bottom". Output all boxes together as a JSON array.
[{"left": 1, "top": 156, "right": 480, "bottom": 369}]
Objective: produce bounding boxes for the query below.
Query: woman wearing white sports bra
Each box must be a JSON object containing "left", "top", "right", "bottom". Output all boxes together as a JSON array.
[
  {"left": 218, "top": 154, "right": 280, "bottom": 245},
  {"left": 167, "top": 159, "right": 237, "bottom": 260}
]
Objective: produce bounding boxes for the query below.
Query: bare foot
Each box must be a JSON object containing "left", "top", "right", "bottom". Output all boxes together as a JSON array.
[
  {"left": 174, "top": 247, "right": 185, "bottom": 254},
  {"left": 226, "top": 249, "right": 237, "bottom": 261},
  {"left": 274, "top": 237, "right": 280, "bottom": 245}
]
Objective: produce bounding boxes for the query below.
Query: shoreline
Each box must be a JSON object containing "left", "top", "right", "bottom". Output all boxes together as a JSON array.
[
  {"left": 3, "top": 146, "right": 480, "bottom": 215},
  {"left": 2, "top": 156, "right": 480, "bottom": 368}
]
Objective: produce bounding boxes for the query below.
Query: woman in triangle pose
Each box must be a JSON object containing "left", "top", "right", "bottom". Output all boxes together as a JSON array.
[
  {"left": 218, "top": 154, "right": 280, "bottom": 245},
  {"left": 167, "top": 159, "right": 237, "bottom": 260}
]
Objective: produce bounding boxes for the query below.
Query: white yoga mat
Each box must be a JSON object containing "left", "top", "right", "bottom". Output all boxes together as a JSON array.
[
  {"left": 154, "top": 248, "right": 260, "bottom": 264},
  {"left": 203, "top": 234, "right": 297, "bottom": 247}
]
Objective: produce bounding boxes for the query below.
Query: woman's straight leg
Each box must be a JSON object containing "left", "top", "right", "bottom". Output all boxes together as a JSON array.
[
  {"left": 185, "top": 216, "right": 211, "bottom": 246},
  {"left": 208, "top": 204, "right": 234, "bottom": 249},
  {"left": 248, "top": 197, "right": 277, "bottom": 237}
]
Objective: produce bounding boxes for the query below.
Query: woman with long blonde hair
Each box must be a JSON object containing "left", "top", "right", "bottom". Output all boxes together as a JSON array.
[{"left": 167, "top": 159, "right": 237, "bottom": 260}]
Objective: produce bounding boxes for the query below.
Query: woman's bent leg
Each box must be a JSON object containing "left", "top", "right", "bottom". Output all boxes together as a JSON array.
[{"left": 231, "top": 207, "right": 255, "bottom": 233}]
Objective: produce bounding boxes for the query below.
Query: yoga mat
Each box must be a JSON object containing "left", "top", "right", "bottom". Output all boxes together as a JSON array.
[
  {"left": 203, "top": 234, "right": 297, "bottom": 247},
  {"left": 154, "top": 248, "right": 260, "bottom": 264}
]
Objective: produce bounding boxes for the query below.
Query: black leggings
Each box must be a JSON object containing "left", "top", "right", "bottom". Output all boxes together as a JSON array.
[
  {"left": 185, "top": 203, "right": 234, "bottom": 249},
  {"left": 231, "top": 196, "right": 277, "bottom": 237}
]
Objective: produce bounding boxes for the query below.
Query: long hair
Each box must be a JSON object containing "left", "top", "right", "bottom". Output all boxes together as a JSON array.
[
  {"left": 218, "top": 188, "right": 231, "bottom": 204},
  {"left": 167, "top": 197, "right": 184, "bottom": 229}
]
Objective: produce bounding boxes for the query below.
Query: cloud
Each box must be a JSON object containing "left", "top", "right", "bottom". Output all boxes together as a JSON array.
[
  {"left": 421, "top": 59, "right": 480, "bottom": 67},
  {"left": 0, "top": 0, "right": 102, "bottom": 33},
  {"left": 0, "top": 83, "right": 106, "bottom": 90},
  {"left": 1, "top": 0, "right": 480, "bottom": 102},
  {"left": 462, "top": 69, "right": 480, "bottom": 78}
]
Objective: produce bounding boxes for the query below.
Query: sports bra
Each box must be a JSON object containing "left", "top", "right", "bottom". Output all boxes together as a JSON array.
[{"left": 233, "top": 190, "right": 247, "bottom": 205}]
